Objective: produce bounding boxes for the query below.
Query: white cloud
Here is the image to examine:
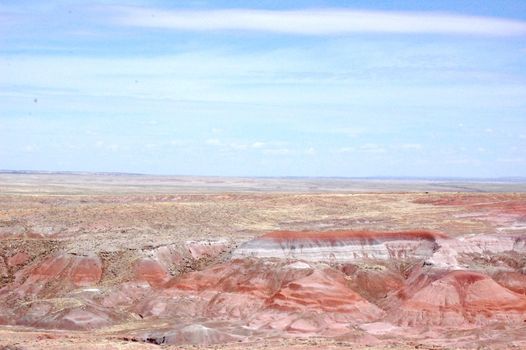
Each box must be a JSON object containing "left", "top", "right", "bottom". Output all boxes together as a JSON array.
[
  {"left": 169, "top": 139, "right": 187, "bottom": 146},
  {"left": 205, "top": 139, "right": 287, "bottom": 153},
  {"left": 397, "top": 143, "right": 422, "bottom": 150},
  {"left": 321, "top": 127, "right": 365, "bottom": 137},
  {"left": 305, "top": 147, "right": 316, "bottom": 155},
  {"left": 205, "top": 138, "right": 222, "bottom": 146},
  {"left": 113, "top": 7, "right": 526, "bottom": 37},
  {"left": 262, "top": 148, "right": 293, "bottom": 156},
  {"left": 337, "top": 147, "right": 355, "bottom": 153},
  {"left": 22, "top": 145, "right": 36, "bottom": 153},
  {"left": 337, "top": 144, "right": 387, "bottom": 154},
  {"left": 228, "top": 142, "right": 249, "bottom": 150},
  {"left": 445, "top": 158, "right": 480, "bottom": 165},
  {"left": 359, "top": 143, "right": 386, "bottom": 153},
  {"left": 95, "top": 141, "right": 121, "bottom": 152},
  {"left": 3, "top": 53, "right": 526, "bottom": 110},
  {"left": 497, "top": 157, "right": 524, "bottom": 163}
]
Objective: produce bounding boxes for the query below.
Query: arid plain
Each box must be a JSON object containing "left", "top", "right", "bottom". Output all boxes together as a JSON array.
[{"left": 0, "top": 173, "right": 525, "bottom": 349}]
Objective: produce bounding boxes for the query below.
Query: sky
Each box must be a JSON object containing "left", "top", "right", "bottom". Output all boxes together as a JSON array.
[{"left": 1, "top": 1, "right": 526, "bottom": 178}]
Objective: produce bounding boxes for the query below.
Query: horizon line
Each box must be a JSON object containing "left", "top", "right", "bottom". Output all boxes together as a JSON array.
[{"left": 1, "top": 169, "right": 525, "bottom": 182}]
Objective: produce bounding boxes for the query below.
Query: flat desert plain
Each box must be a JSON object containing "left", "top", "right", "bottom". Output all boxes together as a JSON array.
[{"left": 0, "top": 173, "right": 525, "bottom": 349}]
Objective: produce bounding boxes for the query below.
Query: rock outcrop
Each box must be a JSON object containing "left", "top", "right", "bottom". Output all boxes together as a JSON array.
[
  {"left": 233, "top": 230, "right": 446, "bottom": 262},
  {"left": 392, "top": 270, "right": 526, "bottom": 326}
]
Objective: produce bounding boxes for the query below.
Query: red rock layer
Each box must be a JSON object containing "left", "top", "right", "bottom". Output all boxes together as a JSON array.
[
  {"left": 262, "top": 230, "right": 448, "bottom": 243},
  {"left": 168, "top": 259, "right": 313, "bottom": 297},
  {"left": 16, "top": 301, "right": 118, "bottom": 330},
  {"left": 493, "top": 271, "right": 526, "bottom": 295},
  {"left": 341, "top": 264, "right": 405, "bottom": 306},
  {"left": 2, "top": 232, "right": 526, "bottom": 345},
  {"left": 391, "top": 270, "right": 526, "bottom": 326},
  {"left": 414, "top": 194, "right": 526, "bottom": 218},
  {"left": 149, "top": 260, "right": 384, "bottom": 329},
  {"left": 7, "top": 252, "right": 30, "bottom": 267},
  {"left": 267, "top": 268, "right": 385, "bottom": 321},
  {"left": 134, "top": 258, "right": 170, "bottom": 286},
  {"left": 14, "top": 254, "right": 102, "bottom": 297},
  {"left": 233, "top": 230, "right": 448, "bottom": 262}
]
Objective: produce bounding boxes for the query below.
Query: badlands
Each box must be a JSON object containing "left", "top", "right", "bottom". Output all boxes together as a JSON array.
[{"left": 0, "top": 173, "right": 525, "bottom": 349}]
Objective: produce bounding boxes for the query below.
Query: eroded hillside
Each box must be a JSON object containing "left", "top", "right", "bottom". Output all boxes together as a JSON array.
[{"left": 0, "top": 175, "right": 525, "bottom": 349}]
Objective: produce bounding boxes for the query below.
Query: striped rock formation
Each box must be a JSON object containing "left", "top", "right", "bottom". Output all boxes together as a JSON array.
[{"left": 233, "top": 230, "right": 446, "bottom": 262}]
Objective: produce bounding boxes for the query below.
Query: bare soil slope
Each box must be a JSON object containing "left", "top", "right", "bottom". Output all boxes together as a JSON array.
[{"left": 0, "top": 174, "right": 525, "bottom": 349}]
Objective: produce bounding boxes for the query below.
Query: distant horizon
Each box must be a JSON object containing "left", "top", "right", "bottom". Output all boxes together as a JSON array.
[
  {"left": 2, "top": 168, "right": 526, "bottom": 182},
  {"left": 1, "top": 1, "right": 525, "bottom": 178}
]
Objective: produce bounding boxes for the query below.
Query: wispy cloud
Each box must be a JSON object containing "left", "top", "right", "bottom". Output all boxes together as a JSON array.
[
  {"left": 497, "top": 157, "right": 525, "bottom": 163},
  {"left": 262, "top": 148, "right": 293, "bottom": 156},
  {"left": 113, "top": 7, "right": 526, "bottom": 36},
  {"left": 305, "top": 147, "right": 316, "bottom": 156},
  {"left": 337, "top": 143, "right": 387, "bottom": 154},
  {"left": 396, "top": 143, "right": 422, "bottom": 150},
  {"left": 205, "top": 139, "right": 289, "bottom": 154}
]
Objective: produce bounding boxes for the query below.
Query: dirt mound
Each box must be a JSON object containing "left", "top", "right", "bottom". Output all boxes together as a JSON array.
[
  {"left": 392, "top": 270, "right": 526, "bottom": 326},
  {"left": 135, "top": 323, "right": 239, "bottom": 345},
  {"left": 341, "top": 264, "right": 405, "bottom": 306},
  {"left": 12, "top": 253, "right": 102, "bottom": 297},
  {"left": 120, "top": 259, "right": 385, "bottom": 340},
  {"left": 267, "top": 268, "right": 385, "bottom": 319},
  {"left": 493, "top": 271, "right": 526, "bottom": 295},
  {"left": 169, "top": 259, "right": 313, "bottom": 296},
  {"left": 16, "top": 300, "right": 119, "bottom": 330}
]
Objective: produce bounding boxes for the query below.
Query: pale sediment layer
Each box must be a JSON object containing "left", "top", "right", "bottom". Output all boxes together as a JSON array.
[{"left": 233, "top": 230, "right": 445, "bottom": 262}]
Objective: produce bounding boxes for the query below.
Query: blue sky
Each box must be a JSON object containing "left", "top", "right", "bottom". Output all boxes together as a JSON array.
[{"left": 1, "top": 1, "right": 526, "bottom": 177}]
